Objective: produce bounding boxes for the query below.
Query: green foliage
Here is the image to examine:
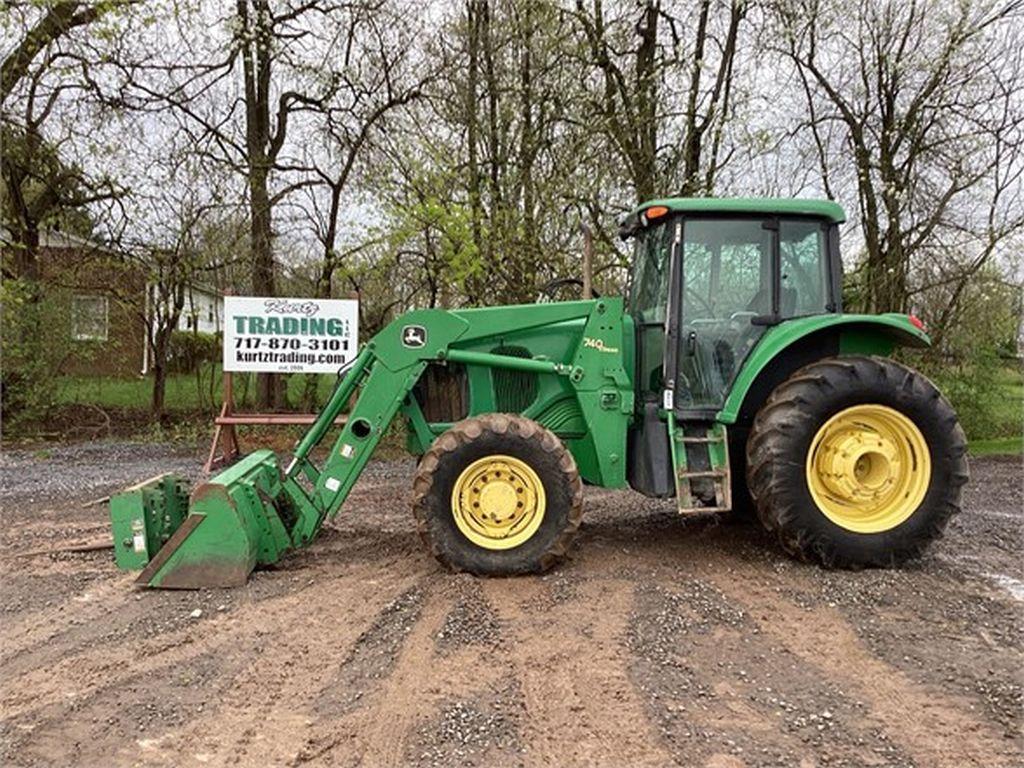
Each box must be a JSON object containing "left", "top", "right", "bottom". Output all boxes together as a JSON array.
[
  {"left": 135, "top": 417, "right": 211, "bottom": 445},
  {"left": 907, "top": 265, "right": 1023, "bottom": 441},
  {"left": 915, "top": 351, "right": 1022, "bottom": 441},
  {"left": 167, "top": 330, "right": 219, "bottom": 373},
  {"left": 0, "top": 124, "right": 97, "bottom": 239},
  {"left": 969, "top": 436, "right": 1023, "bottom": 457},
  {"left": 840, "top": 258, "right": 868, "bottom": 312},
  {"left": 387, "top": 187, "right": 483, "bottom": 294},
  {"left": 0, "top": 279, "right": 80, "bottom": 423}
]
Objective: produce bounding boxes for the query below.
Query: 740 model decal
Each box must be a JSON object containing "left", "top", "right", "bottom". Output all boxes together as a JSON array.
[{"left": 583, "top": 336, "right": 619, "bottom": 353}]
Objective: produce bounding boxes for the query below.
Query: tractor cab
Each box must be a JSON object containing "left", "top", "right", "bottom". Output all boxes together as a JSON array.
[
  {"left": 623, "top": 198, "right": 845, "bottom": 413},
  {"left": 621, "top": 198, "right": 847, "bottom": 500}
]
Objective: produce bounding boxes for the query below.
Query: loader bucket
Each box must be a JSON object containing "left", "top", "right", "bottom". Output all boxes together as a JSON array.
[{"left": 109, "top": 450, "right": 295, "bottom": 589}]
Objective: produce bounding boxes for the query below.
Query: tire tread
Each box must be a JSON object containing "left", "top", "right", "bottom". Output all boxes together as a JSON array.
[
  {"left": 746, "top": 355, "right": 968, "bottom": 568},
  {"left": 411, "top": 413, "right": 583, "bottom": 573}
]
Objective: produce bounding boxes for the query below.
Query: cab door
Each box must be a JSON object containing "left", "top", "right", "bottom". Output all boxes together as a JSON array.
[
  {"left": 673, "top": 217, "right": 773, "bottom": 414},
  {"left": 626, "top": 217, "right": 677, "bottom": 497},
  {"left": 672, "top": 216, "right": 835, "bottom": 415}
]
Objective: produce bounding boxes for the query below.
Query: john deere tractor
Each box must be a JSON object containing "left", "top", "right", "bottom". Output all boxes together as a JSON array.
[{"left": 110, "top": 198, "right": 967, "bottom": 588}]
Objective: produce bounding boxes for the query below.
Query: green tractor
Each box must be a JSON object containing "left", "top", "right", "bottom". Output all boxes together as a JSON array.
[{"left": 110, "top": 198, "right": 967, "bottom": 588}]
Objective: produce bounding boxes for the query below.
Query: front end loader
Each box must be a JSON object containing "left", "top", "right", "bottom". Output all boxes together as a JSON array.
[{"left": 110, "top": 197, "right": 967, "bottom": 588}]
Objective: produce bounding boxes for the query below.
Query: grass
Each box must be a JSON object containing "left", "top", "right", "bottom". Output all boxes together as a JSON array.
[
  {"left": 59, "top": 372, "right": 212, "bottom": 412},
  {"left": 990, "top": 365, "right": 1024, "bottom": 433},
  {"left": 968, "top": 436, "right": 1023, "bottom": 456},
  {"left": 56, "top": 366, "right": 340, "bottom": 414},
  {"left": 966, "top": 364, "right": 1022, "bottom": 454}
]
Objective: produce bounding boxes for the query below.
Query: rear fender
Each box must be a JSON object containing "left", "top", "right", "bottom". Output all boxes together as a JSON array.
[{"left": 718, "top": 313, "right": 930, "bottom": 425}]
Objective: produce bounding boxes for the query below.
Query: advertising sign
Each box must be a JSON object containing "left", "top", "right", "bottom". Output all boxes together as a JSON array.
[{"left": 223, "top": 296, "right": 359, "bottom": 374}]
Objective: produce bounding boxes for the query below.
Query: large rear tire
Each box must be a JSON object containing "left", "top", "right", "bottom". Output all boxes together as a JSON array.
[
  {"left": 412, "top": 414, "right": 583, "bottom": 575},
  {"left": 746, "top": 356, "right": 968, "bottom": 567}
]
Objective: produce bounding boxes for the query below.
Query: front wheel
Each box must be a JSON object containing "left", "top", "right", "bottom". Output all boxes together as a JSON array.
[
  {"left": 746, "top": 356, "right": 968, "bottom": 568},
  {"left": 412, "top": 414, "right": 583, "bottom": 575}
]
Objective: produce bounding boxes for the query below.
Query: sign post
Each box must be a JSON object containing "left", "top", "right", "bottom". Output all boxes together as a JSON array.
[{"left": 205, "top": 295, "right": 359, "bottom": 472}]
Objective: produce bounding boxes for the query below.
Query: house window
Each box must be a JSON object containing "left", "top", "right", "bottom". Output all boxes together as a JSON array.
[{"left": 72, "top": 295, "right": 109, "bottom": 341}]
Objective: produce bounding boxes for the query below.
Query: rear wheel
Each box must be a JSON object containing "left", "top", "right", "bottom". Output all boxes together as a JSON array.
[
  {"left": 412, "top": 414, "right": 583, "bottom": 575},
  {"left": 746, "top": 356, "right": 968, "bottom": 567}
]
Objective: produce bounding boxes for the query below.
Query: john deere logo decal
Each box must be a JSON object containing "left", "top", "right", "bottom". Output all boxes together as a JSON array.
[{"left": 402, "top": 325, "right": 427, "bottom": 348}]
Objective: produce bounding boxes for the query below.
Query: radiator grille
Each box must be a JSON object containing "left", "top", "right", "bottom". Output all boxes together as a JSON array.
[{"left": 491, "top": 345, "right": 538, "bottom": 413}]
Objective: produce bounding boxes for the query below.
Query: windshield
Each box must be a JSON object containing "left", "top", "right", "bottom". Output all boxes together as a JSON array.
[{"left": 629, "top": 220, "right": 673, "bottom": 324}]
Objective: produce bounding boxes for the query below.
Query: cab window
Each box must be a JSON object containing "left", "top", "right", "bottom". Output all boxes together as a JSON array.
[
  {"left": 629, "top": 220, "right": 673, "bottom": 324},
  {"left": 779, "top": 219, "right": 829, "bottom": 317},
  {"left": 678, "top": 218, "right": 770, "bottom": 409}
]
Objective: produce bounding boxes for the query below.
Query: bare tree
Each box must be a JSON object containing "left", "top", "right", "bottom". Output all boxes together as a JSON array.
[
  {"left": 1, "top": 1, "right": 130, "bottom": 283},
  {"left": 108, "top": 1, "right": 364, "bottom": 407},
  {"left": 777, "top": 0, "right": 1024, "bottom": 317},
  {"left": 293, "top": 3, "right": 428, "bottom": 301},
  {"left": 573, "top": 0, "right": 747, "bottom": 202},
  {"left": 104, "top": 148, "right": 234, "bottom": 419},
  {"left": 0, "top": 1, "right": 115, "bottom": 104},
  {"left": 365, "top": 1, "right": 597, "bottom": 308}
]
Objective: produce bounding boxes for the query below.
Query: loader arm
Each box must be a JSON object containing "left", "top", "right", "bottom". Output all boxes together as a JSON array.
[
  {"left": 113, "top": 299, "right": 633, "bottom": 588},
  {"left": 279, "top": 301, "right": 610, "bottom": 545}
]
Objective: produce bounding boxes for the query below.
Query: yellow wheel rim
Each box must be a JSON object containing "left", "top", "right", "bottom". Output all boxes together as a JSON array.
[
  {"left": 806, "top": 404, "right": 931, "bottom": 533},
  {"left": 451, "top": 455, "right": 546, "bottom": 550}
]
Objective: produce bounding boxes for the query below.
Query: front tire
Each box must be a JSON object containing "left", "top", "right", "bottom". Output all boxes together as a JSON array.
[
  {"left": 412, "top": 414, "right": 583, "bottom": 575},
  {"left": 746, "top": 356, "right": 968, "bottom": 567}
]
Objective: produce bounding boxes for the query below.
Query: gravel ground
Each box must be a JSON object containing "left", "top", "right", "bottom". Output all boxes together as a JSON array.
[
  {"left": 0, "top": 440, "right": 1021, "bottom": 768},
  {"left": 0, "top": 442, "right": 199, "bottom": 503}
]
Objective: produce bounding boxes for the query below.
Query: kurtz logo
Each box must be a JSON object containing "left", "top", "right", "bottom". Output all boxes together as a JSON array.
[{"left": 402, "top": 325, "right": 427, "bottom": 348}]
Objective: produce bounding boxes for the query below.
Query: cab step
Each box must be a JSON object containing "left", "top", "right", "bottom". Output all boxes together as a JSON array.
[{"left": 670, "top": 419, "right": 732, "bottom": 515}]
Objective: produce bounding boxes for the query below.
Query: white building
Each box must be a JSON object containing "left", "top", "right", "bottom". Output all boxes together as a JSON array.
[
  {"left": 142, "top": 282, "right": 224, "bottom": 374},
  {"left": 176, "top": 283, "right": 223, "bottom": 335}
]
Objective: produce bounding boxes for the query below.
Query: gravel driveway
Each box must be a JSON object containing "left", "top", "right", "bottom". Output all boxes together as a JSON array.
[{"left": 0, "top": 441, "right": 1020, "bottom": 767}]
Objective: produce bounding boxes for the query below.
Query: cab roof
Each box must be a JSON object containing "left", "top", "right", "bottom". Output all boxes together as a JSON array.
[{"left": 622, "top": 197, "right": 846, "bottom": 235}]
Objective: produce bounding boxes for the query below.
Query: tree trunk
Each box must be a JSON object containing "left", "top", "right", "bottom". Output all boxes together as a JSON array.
[
  {"left": 250, "top": 166, "right": 274, "bottom": 297},
  {"left": 249, "top": 164, "right": 280, "bottom": 408},
  {"left": 466, "top": 1, "right": 483, "bottom": 260},
  {"left": 151, "top": 359, "right": 167, "bottom": 422},
  {"left": 678, "top": 0, "right": 709, "bottom": 195},
  {"left": 3, "top": 125, "right": 43, "bottom": 289},
  {"left": 240, "top": 0, "right": 282, "bottom": 409},
  {"left": 151, "top": 327, "right": 170, "bottom": 422},
  {"left": 149, "top": 278, "right": 186, "bottom": 422},
  {"left": 634, "top": 1, "right": 658, "bottom": 202}
]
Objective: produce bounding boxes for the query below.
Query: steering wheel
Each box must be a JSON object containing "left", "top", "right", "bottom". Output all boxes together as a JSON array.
[{"left": 536, "top": 278, "right": 601, "bottom": 303}]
